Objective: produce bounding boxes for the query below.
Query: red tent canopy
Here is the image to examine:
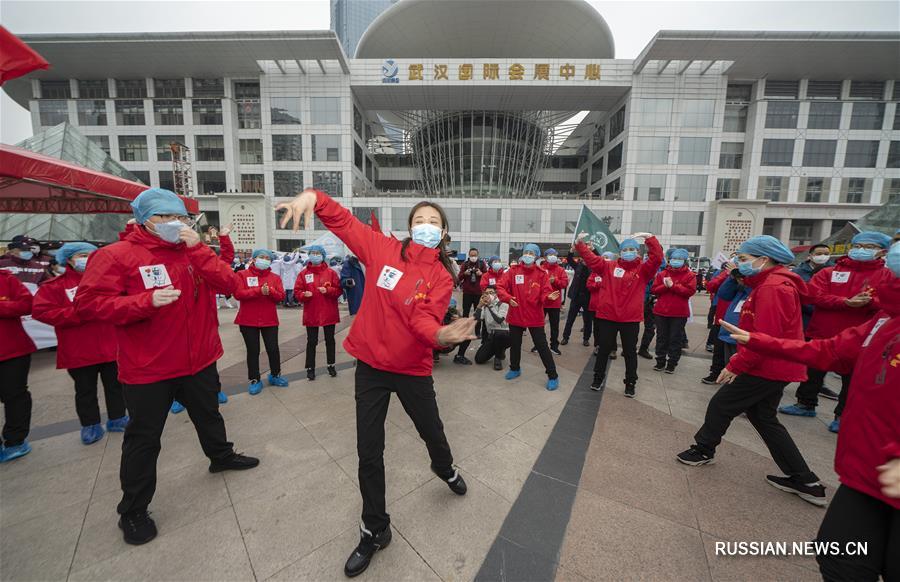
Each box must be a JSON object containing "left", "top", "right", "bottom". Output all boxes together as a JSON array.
[
  {"left": 0, "top": 144, "right": 199, "bottom": 214},
  {"left": 0, "top": 26, "right": 50, "bottom": 85}
]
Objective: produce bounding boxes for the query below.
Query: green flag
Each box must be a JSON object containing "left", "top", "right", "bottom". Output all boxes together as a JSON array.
[{"left": 572, "top": 205, "right": 619, "bottom": 254}]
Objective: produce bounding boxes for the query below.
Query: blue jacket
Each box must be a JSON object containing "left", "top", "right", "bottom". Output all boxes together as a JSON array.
[
  {"left": 717, "top": 276, "right": 751, "bottom": 345},
  {"left": 340, "top": 256, "right": 365, "bottom": 315}
]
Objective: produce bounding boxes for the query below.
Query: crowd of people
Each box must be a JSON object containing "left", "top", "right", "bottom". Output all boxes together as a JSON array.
[{"left": 1, "top": 185, "right": 898, "bottom": 580}]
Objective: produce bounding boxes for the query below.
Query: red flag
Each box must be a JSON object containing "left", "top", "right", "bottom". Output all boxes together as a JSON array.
[
  {"left": 0, "top": 26, "right": 49, "bottom": 85},
  {"left": 369, "top": 210, "right": 381, "bottom": 233}
]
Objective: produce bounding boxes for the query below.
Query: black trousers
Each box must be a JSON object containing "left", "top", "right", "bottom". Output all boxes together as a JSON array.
[
  {"left": 593, "top": 319, "right": 640, "bottom": 386},
  {"left": 723, "top": 342, "right": 737, "bottom": 362},
  {"left": 239, "top": 325, "right": 280, "bottom": 381},
  {"left": 708, "top": 331, "right": 725, "bottom": 376},
  {"left": 654, "top": 315, "right": 688, "bottom": 367},
  {"left": 816, "top": 485, "right": 900, "bottom": 582},
  {"left": 305, "top": 324, "right": 336, "bottom": 369},
  {"left": 796, "top": 367, "right": 852, "bottom": 416},
  {"left": 509, "top": 325, "right": 558, "bottom": 379},
  {"left": 474, "top": 331, "right": 511, "bottom": 363},
  {"left": 545, "top": 307, "right": 561, "bottom": 349},
  {"left": 461, "top": 292, "right": 481, "bottom": 336},
  {"left": 117, "top": 363, "right": 234, "bottom": 515},
  {"left": 355, "top": 360, "right": 454, "bottom": 532},
  {"left": 638, "top": 299, "right": 656, "bottom": 351},
  {"left": 562, "top": 295, "right": 593, "bottom": 342},
  {"left": 694, "top": 374, "right": 818, "bottom": 483},
  {"left": 0, "top": 354, "right": 31, "bottom": 447},
  {"left": 67, "top": 361, "right": 127, "bottom": 427}
]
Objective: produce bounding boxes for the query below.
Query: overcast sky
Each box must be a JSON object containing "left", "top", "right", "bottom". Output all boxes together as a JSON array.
[{"left": 2, "top": 0, "right": 898, "bottom": 143}]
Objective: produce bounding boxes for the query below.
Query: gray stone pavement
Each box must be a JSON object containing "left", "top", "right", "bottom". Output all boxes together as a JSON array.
[{"left": 0, "top": 294, "right": 838, "bottom": 581}]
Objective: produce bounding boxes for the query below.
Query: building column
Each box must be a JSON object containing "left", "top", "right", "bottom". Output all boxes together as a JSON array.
[{"left": 776, "top": 218, "right": 792, "bottom": 244}]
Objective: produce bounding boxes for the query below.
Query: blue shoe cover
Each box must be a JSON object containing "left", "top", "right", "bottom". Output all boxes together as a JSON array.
[
  {"left": 217, "top": 391, "right": 228, "bottom": 404},
  {"left": 106, "top": 415, "right": 129, "bottom": 432},
  {"left": 267, "top": 373, "right": 289, "bottom": 387},
  {"left": 170, "top": 400, "right": 185, "bottom": 414},
  {"left": 81, "top": 424, "right": 105, "bottom": 445},
  {"left": 546, "top": 378, "right": 559, "bottom": 391},
  {"left": 778, "top": 404, "right": 816, "bottom": 417},
  {"left": 0, "top": 441, "right": 32, "bottom": 463},
  {"left": 829, "top": 418, "right": 840, "bottom": 433},
  {"left": 505, "top": 370, "right": 521, "bottom": 380},
  {"left": 248, "top": 380, "right": 264, "bottom": 395}
]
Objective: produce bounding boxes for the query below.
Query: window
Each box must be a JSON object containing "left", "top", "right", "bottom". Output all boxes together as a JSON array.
[
  {"left": 634, "top": 99, "right": 672, "bottom": 126},
  {"left": 158, "top": 171, "right": 175, "bottom": 191},
  {"left": 115, "top": 79, "right": 147, "bottom": 98},
  {"left": 605, "top": 179, "right": 622, "bottom": 199},
  {"left": 197, "top": 171, "right": 226, "bottom": 195},
  {"left": 118, "top": 136, "right": 148, "bottom": 161},
  {"left": 469, "top": 241, "right": 501, "bottom": 258},
  {"left": 40, "top": 80, "right": 71, "bottom": 99},
  {"left": 634, "top": 174, "right": 666, "bottom": 201},
  {"left": 272, "top": 135, "right": 303, "bottom": 161},
  {"left": 674, "top": 175, "right": 708, "bottom": 202},
  {"left": 762, "top": 218, "right": 780, "bottom": 236},
  {"left": 592, "top": 124, "right": 606, "bottom": 151},
  {"left": 848, "top": 81, "right": 885, "bottom": 99},
  {"left": 510, "top": 209, "right": 542, "bottom": 232},
  {"left": 78, "top": 80, "right": 108, "bottom": 99},
  {"left": 130, "top": 171, "right": 150, "bottom": 185},
  {"left": 234, "top": 82, "right": 260, "bottom": 99},
  {"left": 802, "top": 140, "right": 837, "bottom": 167},
  {"left": 153, "top": 79, "right": 185, "bottom": 98},
  {"left": 115, "top": 100, "right": 145, "bottom": 125},
  {"left": 195, "top": 135, "right": 225, "bottom": 162},
  {"left": 682, "top": 99, "right": 715, "bottom": 128},
  {"left": 764, "top": 80, "right": 799, "bottom": 98},
  {"left": 310, "top": 97, "right": 341, "bottom": 124},
  {"left": 551, "top": 209, "right": 580, "bottom": 234},
  {"left": 155, "top": 135, "right": 185, "bottom": 161},
  {"left": 802, "top": 177, "right": 828, "bottom": 203},
  {"left": 609, "top": 106, "right": 625, "bottom": 139},
  {"left": 237, "top": 100, "right": 261, "bottom": 129},
  {"left": 471, "top": 208, "right": 502, "bottom": 232},
  {"left": 153, "top": 99, "right": 183, "bottom": 125},
  {"left": 597, "top": 210, "right": 622, "bottom": 234},
  {"left": 76, "top": 100, "right": 106, "bottom": 125},
  {"left": 719, "top": 142, "right": 744, "bottom": 169},
  {"left": 671, "top": 211, "right": 704, "bottom": 236},
  {"left": 841, "top": 178, "right": 869, "bottom": 203},
  {"left": 715, "top": 178, "right": 739, "bottom": 200},
  {"left": 807, "top": 102, "right": 842, "bottom": 129},
  {"left": 240, "top": 174, "right": 264, "bottom": 193},
  {"left": 849, "top": 102, "right": 884, "bottom": 130},
  {"left": 830, "top": 220, "right": 849, "bottom": 235},
  {"left": 239, "top": 139, "right": 263, "bottom": 164},
  {"left": 353, "top": 105, "right": 363, "bottom": 136},
  {"left": 760, "top": 176, "right": 785, "bottom": 202},
  {"left": 895, "top": 108, "right": 900, "bottom": 131},
  {"left": 354, "top": 143, "right": 363, "bottom": 170},
  {"left": 888, "top": 141, "right": 900, "bottom": 168},
  {"left": 844, "top": 141, "right": 879, "bottom": 168},
  {"left": 607, "top": 143, "right": 623, "bottom": 173},
  {"left": 790, "top": 219, "right": 814, "bottom": 245},
  {"left": 313, "top": 171, "right": 342, "bottom": 196},
  {"left": 678, "top": 137, "right": 711, "bottom": 165},
  {"left": 39, "top": 100, "right": 69, "bottom": 125},
  {"left": 761, "top": 139, "right": 795, "bottom": 166},
  {"left": 726, "top": 84, "right": 752, "bottom": 103},
  {"left": 271, "top": 97, "right": 302, "bottom": 124},
  {"left": 273, "top": 171, "right": 303, "bottom": 197},
  {"left": 192, "top": 78, "right": 224, "bottom": 97},
  {"left": 635, "top": 136, "right": 669, "bottom": 164},
  {"left": 807, "top": 81, "right": 842, "bottom": 99},
  {"left": 192, "top": 99, "right": 222, "bottom": 125},
  {"left": 765, "top": 101, "right": 799, "bottom": 129},
  {"left": 87, "top": 135, "right": 110, "bottom": 154},
  {"left": 311, "top": 135, "right": 341, "bottom": 161},
  {"left": 885, "top": 178, "right": 900, "bottom": 203},
  {"left": 631, "top": 210, "right": 662, "bottom": 233},
  {"left": 723, "top": 105, "right": 747, "bottom": 132},
  {"left": 590, "top": 156, "right": 603, "bottom": 182}
]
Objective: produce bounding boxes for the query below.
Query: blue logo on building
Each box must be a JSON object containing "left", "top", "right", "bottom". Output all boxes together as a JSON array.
[{"left": 382, "top": 59, "right": 399, "bottom": 84}]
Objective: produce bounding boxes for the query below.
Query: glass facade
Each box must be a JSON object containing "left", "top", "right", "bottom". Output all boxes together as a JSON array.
[
  {"left": 761, "top": 139, "right": 794, "bottom": 166},
  {"left": 273, "top": 135, "right": 303, "bottom": 161},
  {"left": 153, "top": 99, "right": 183, "bottom": 125},
  {"left": 313, "top": 171, "right": 343, "bottom": 196},
  {"left": 271, "top": 97, "right": 302, "bottom": 125},
  {"left": 310, "top": 97, "right": 342, "bottom": 124},
  {"left": 311, "top": 135, "right": 341, "bottom": 161},
  {"left": 634, "top": 174, "right": 666, "bottom": 201},
  {"left": 39, "top": 100, "right": 69, "bottom": 126},
  {"left": 118, "top": 135, "right": 148, "bottom": 161},
  {"left": 634, "top": 137, "right": 669, "bottom": 164},
  {"left": 802, "top": 140, "right": 837, "bottom": 167},
  {"left": 156, "top": 135, "right": 185, "bottom": 161},
  {"left": 274, "top": 171, "right": 303, "bottom": 197},
  {"left": 678, "top": 137, "right": 711, "bottom": 165},
  {"left": 76, "top": 100, "right": 106, "bottom": 125},
  {"left": 674, "top": 175, "right": 708, "bottom": 202}
]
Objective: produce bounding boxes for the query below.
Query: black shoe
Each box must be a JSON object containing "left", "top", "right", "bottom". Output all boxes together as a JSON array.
[
  {"left": 209, "top": 452, "right": 260, "bottom": 474},
  {"left": 435, "top": 467, "right": 467, "bottom": 495},
  {"left": 637, "top": 349, "right": 653, "bottom": 360},
  {"left": 676, "top": 445, "right": 715, "bottom": 466},
  {"left": 344, "top": 526, "right": 392, "bottom": 577},
  {"left": 433, "top": 353, "right": 440, "bottom": 363},
  {"left": 550, "top": 347, "right": 562, "bottom": 356},
  {"left": 609, "top": 352, "right": 617, "bottom": 360},
  {"left": 328, "top": 365, "right": 337, "bottom": 377},
  {"left": 705, "top": 343, "right": 714, "bottom": 352},
  {"left": 653, "top": 362, "right": 666, "bottom": 371},
  {"left": 530, "top": 346, "right": 538, "bottom": 353},
  {"left": 624, "top": 384, "right": 635, "bottom": 398},
  {"left": 701, "top": 374, "right": 719, "bottom": 385},
  {"left": 665, "top": 366, "right": 676, "bottom": 374},
  {"left": 592, "top": 347, "right": 599, "bottom": 356},
  {"left": 765, "top": 475, "right": 827, "bottom": 507},
  {"left": 119, "top": 510, "right": 158, "bottom": 545},
  {"left": 819, "top": 386, "right": 839, "bottom": 401},
  {"left": 493, "top": 357, "right": 503, "bottom": 371},
  {"left": 582, "top": 339, "right": 590, "bottom": 347},
  {"left": 453, "top": 355, "right": 473, "bottom": 365},
  {"left": 307, "top": 368, "right": 316, "bottom": 381},
  {"left": 560, "top": 338, "right": 569, "bottom": 346}
]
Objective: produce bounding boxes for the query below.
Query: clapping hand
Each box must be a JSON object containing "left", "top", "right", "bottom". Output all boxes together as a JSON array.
[
  {"left": 845, "top": 293, "right": 872, "bottom": 308},
  {"left": 548, "top": 290, "right": 561, "bottom": 301},
  {"left": 663, "top": 277, "right": 673, "bottom": 288},
  {"left": 261, "top": 283, "right": 270, "bottom": 296},
  {"left": 303, "top": 291, "right": 313, "bottom": 298},
  {"left": 436, "top": 317, "right": 477, "bottom": 347},
  {"left": 317, "top": 286, "right": 327, "bottom": 294},
  {"left": 151, "top": 286, "right": 181, "bottom": 308}
]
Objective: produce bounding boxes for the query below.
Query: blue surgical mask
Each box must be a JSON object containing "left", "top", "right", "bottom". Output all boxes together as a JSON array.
[
  {"left": 492, "top": 261, "right": 502, "bottom": 271},
  {"left": 56, "top": 266, "right": 66, "bottom": 274},
  {"left": 620, "top": 251, "right": 638, "bottom": 262},
  {"left": 152, "top": 220, "right": 186, "bottom": 243},
  {"left": 309, "top": 254, "right": 324, "bottom": 265},
  {"left": 670, "top": 259, "right": 685, "bottom": 268},
  {"left": 521, "top": 254, "right": 535, "bottom": 265},
  {"left": 73, "top": 257, "right": 89, "bottom": 272},
  {"left": 547, "top": 255, "right": 558, "bottom": 264},
  {"left": 737, "top": 258, "right": 761, "bottom": 277},
  {"left": 886, "top": 242, "right": 900, "bottom": 277},
  {"left": 410, "top": 223, "right": 443, "bottom": 248},
  {"left": 255, "top": 258, "right": 271, "bottom": 270},
  {"left": 18, "top": 251, "right": 34, "bottom": 261},
  {"left": 848, "top": 248, "right": 877, "bottom": 262}
]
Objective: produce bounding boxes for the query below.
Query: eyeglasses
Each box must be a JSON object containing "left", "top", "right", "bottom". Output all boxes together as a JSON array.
[{"left": 851, "top": 243, "right": 882, "bottom": 250}]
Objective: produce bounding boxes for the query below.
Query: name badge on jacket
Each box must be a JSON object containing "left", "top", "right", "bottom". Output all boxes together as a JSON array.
[
  {"left": 515, "top": 274, "right": 525, "bottom": 285},
  {"left": 65, "top": 287, "right": 78, "bottom": 302},
  {"left": 246, "top": 277, "right": 259, "bottom": 287},
  {"left": 831, "top": 271, "right": 850, "bottom": 284},
  {"left": 488, "top": 277, "right": 496, "bottom": 286},
  {"left": 376, "top": 265, "right": 404, "bottom": 291},
  {"left": 305, "top": 273, "right": 315, "bottom": 284},
  {"left": 594, "top": 276, "right": 602, "bottom": 283},
  {"left": 613, "top": 267, "right": 625, "bottom": 278},
  {"left": 139, "top": 264, "right": 172, "bottom": 289}
]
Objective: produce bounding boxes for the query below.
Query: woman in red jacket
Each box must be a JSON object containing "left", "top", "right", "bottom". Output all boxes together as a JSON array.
[
  {"left": 0, "top": 271, "right": 36, "bottom": 463},
  {"left": 721, "top": 259, "right": 899, "bottom": 581},
  {"left": 650, "top": 248, "right": 696, "bottom": 374},
  {"left": 675, "top": 236, "right": 826, "bottom": 506},
  {"left": 496, "top": 243, "right": 561, "bottom": 391},
  {"left": 575, "top": 232, "right": 662, "bottom": 396},
  {"left": 541, "top": 248, "right": 569, "bottom": 355},
  {"left": 234, "top": 249, "right": 288, "bottom": 394},
  {"left": 32, "top": 242, "right": 128, "bottom": 446},
  {"left": 294, "top": 244, "right": 342, "bottom": 381},
  {"left": 277, "top": 189, "right": 476, "bottom": 578}
]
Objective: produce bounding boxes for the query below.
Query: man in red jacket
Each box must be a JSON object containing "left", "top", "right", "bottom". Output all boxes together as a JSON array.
[
  {"left": 779, "top": 231, "right": 893, "bottom": 433},
  {"left": 541, "top": 248, "right": 569, "bottom": 355},
  {"left": 455, "top": 247, "right": 487, "bottom": 365},
  {"left": 676, "top": 235, "right": 825, "bottom": 506},
  {"left": 74, "top": 188, "right": 259, "bottom": 546},
  {"left": 650, "top": 248, "right": 696, "bottom": 373},
  {"left": 575, "top": 232, "right": 662, "bottom": 396},
  {"left": 0, "top": 238, "right": 49, "bottom": 285},
  {"left": 0, "top": 271, "right": 36, "bottom": 463}
]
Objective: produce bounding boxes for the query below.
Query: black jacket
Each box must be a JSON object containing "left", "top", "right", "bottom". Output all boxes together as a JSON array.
[{"left": 566, "top": 251, "right": 591, "bottom": 302}]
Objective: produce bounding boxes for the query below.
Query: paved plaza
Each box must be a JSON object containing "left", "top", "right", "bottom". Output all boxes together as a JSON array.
[{"left": 1, "top": 294, "right": 837, "bottom": 581}]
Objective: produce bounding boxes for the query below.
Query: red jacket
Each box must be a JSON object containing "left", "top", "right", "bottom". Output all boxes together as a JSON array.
[
  {"left": 0, "top": 271, "right": 36, "bottom": 362},
  {"left": 496, "top": 263, "right": 554, "bottom": 327},
  {"left": 480, "top": 268, "right": 505, "bottom": 291},
  {"left": 586, "top": 273, "right": 604, "bottom": 312},
  {"left": 651, "top": 266, "right": 697, "bottom": 318},
  {"left": 32, "top": 269, "right": 118, "bottom": 369},
  {"left": 727, "top": 266, "right": 807, "bottom": 382},
  {"left": 74, "top": 226, "right": 240, "bottom": 384},
  {"left": 458, "top": 259, "right": 488, "bottom": 295},
  {"left": 805, "top": 257, "right": 891, "bottom": 339},
  {"left": 747, "top": 277, "right": 900, "bottom": 509},
  {"left": 542, "top": 263, "right": 569, "bottom": 309},
  {"left": 294, "top": 262, "right": 342, "bottom": 327},
  {"left": 313, "top": 190, "right": 453, "bottom": 376},
  {"left": 233, "top": 265, "right": 284, "bottom": 328},
  {"left": 218, "top": 234, "right": 235, "bottom": 265},
  {"left": 0, "top": 254, "right": 49, "bottom": 286},
  {"left": 575, "top": 237, "right": 663, "bottom": 323},
  {"left": 706, "top": 270, "right": 731, "bottom": 322}
]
